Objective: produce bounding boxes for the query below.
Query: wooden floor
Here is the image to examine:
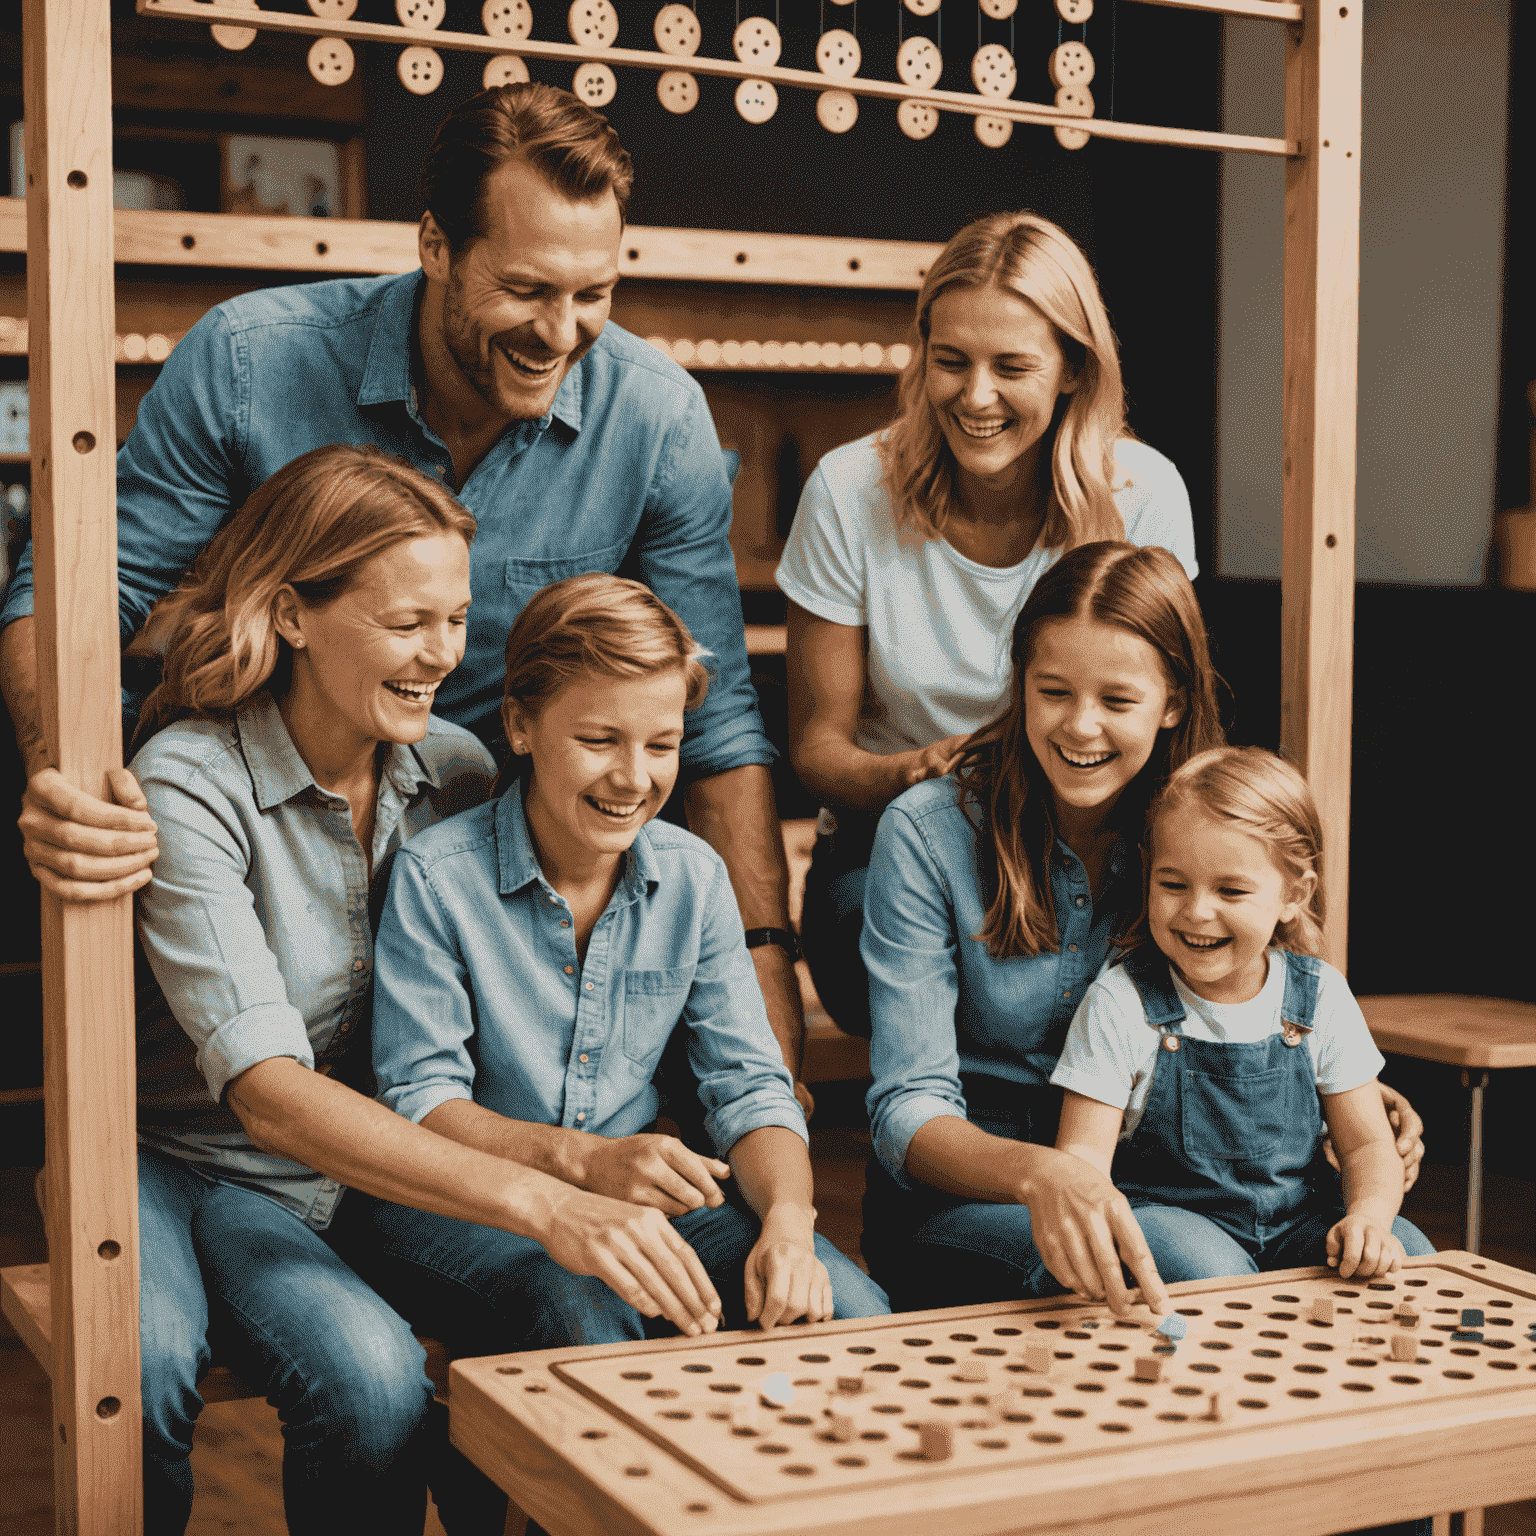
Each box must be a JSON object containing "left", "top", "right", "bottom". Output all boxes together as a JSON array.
[{"left": 2, "top": 1152, "right": 1533, "bottom": 1534}]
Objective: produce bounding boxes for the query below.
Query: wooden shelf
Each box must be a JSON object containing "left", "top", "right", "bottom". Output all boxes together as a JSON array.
[
  {"left": 0, "top": 199, "right": 941, "bottom": 290},
  {"left": 0, "top": 452, "right": 29, "bottom": 464}
]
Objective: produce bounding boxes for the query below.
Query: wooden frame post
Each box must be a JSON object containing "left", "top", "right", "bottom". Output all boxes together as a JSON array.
[
  {"left": 1281, "top": 1, "right": 1363, "bottom": 972},
  {"left": 24, "top": 1, "right": 142, "bottom": 1530}
]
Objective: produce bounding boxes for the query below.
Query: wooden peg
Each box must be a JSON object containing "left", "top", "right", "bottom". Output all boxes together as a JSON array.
[
  {"left": 1133, "top": 1356, "right": 1162, "bottom": 1383},
  {"left": 918, "top": 1421, "right": 954, "bottom": 1460},
  {"left": 1311, "top": 1297, "right": 1335, "bottom": 1325},
  {"left": 836, "top": 1374, "right": 866, "bottom": 1396},
  {"left": 1022, "top": 1342, "right": 1052, "bottom": 1374},
  {"left": 956, "top": 1359, "right": 987, "bottom": 1383},
  {"left": 1208, "top": 1389, "right": 1228, "bottom": 1423},
  {"left": 1390, "top": 1333, "right": 1418, "bottom": 1362}
]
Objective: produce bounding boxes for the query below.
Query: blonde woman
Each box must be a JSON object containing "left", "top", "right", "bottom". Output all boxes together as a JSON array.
[
  {"left": 779, "top": 212, "right": 1198, "bottom": 1037},
  {"left": 131, "top": 447, "right": 721, "bottom": 1535}
]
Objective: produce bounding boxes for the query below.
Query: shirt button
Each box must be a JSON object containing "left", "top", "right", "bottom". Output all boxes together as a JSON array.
[
  {"left": 560, "top": 919, "right": 570, "bottom": 928},
  {"left": 575, "top": 1111, "right": 586, "bottom": 1121},
  {"left": 563, "top": 965, "right": 575, "bottom": 975},
  {"left": 585, "top": 981, "right": 594, "bottom": 991},
  {"left": 1062, "top": 990, "right": 1071, "bottom": 1000},
  {"left": 1075, "top": 896, "right": 1086, "bottom": 907},
  {"left": 579, "top": 1053, "right": 589, "bottom": 1063},
  {"left": 1068, "top": 943, "right": 1078, "bottom": 953},
  {"left": 352, "top": 959, "right": 364, "bottom": 972}
]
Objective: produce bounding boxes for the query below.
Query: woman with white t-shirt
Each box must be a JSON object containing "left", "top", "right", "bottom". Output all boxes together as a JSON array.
[{"left": 778, "top": 211, "right": 1198, "bottom": 1038}]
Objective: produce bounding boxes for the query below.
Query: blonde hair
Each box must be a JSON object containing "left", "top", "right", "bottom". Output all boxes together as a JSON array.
[
  {"left": 957, "top": 542, "right": 1225, "bottom": 960},
  {"left": 494, "top": 573, "right": 710, "bottom": 793},
  {"left": 879, "top": 211, "right": 1129, "bottom": 549},
  {"left": 1147, "top": 746, "right": 1326, "bottom": 956},
  {"left": 137, "top": 444, "right": 476, "bottom": 741}
]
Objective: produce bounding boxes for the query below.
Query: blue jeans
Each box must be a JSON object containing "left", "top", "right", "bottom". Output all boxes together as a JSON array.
[
  {"left": 1129, "top": 1201, "right": 1438, "bottom": 1281},
  {"left": 358, "top": 1192, "right": 890, "bottom": 1357},
  {"left": 138, "top": 1146, "right": 504, "bottom": 1536}
]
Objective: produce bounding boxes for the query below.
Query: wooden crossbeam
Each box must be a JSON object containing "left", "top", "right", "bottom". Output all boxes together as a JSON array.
[
  {"left": 23, "top": 1, "right": 142, "bottom": 1530},
  {"left": 1281, "top": 4, "right": 1363, "bottom": 972}
]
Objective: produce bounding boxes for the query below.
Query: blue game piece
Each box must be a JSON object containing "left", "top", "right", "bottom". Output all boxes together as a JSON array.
[
  {"left": 1460, "top": 1309, "right": 1485, "bottom": 1329},
  {"left": 1155, "top": 1314, "right": 1187, "bottom": 1342},
  {"left": 1451, "top": 1331, "right": 1484, "bottom": 1343}
]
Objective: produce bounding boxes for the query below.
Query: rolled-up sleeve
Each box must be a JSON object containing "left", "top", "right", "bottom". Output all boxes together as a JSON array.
[
  {"left": 4, "top": 307, "right": 246, "bottom": 637},
  {"left": 862, "top": 804, "right": 970, "bottom": 1186},
  {"left": 685, "top": 859, "right": 807, "bottom": 1156},
  {"left": 774, "top": 465, "right": 866, "bottom": 627},
  {"left": 635, "top": 388, "right": 772, "bottom": 780},
  {"left": 371, "top": 847, "right": 479, "bottom": 1124},
  {"left": 136, "top": 767, "right": 315, "bottom": 1104}
]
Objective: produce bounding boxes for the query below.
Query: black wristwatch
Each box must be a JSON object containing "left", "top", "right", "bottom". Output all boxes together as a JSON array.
[{"left": 744, "top": 927, "right": 802, "bottom": 963}]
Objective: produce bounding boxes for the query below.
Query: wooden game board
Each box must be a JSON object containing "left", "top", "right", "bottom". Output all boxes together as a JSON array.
[{"left": 449, "top": 1253, "right": 1536, "bottom": 1536}]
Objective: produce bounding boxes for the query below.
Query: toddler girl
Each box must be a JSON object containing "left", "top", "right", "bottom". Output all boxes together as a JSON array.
[{"left": 1052, "top": 746, "right": 1434, "bottom": 1280}]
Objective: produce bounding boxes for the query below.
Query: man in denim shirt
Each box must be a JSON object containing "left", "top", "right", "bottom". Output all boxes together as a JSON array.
[{"left": 1, "top": 82, "right": 811, "bottom": 1100}]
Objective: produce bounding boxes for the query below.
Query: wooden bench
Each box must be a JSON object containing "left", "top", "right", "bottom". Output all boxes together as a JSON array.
[{"left": 1359, "top": 994, "right": 1536, "bottom": 1255}]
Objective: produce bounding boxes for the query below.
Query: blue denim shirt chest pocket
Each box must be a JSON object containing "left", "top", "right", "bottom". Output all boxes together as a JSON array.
[
  {"left": 621, "top": 965, "right": 696, "bottom": 1073},
  {"left": 503, "top": 540, "right": 631, "bottom": 601},
  {"left": 1112, "top": 947, "right": 1325, "bottom": 1243}
]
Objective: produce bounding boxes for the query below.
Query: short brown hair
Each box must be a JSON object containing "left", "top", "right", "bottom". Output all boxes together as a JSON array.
[{"left": 419, "top": 81, "right": 634, "bottom": 250}]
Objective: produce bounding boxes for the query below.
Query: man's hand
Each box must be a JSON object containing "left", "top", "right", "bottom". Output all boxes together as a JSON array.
[
  {"left": 19, "top": 766, "right": 159, "bottom": 901},
  {"left": 900, "top": 732, "right": 971, "bottom": 789},
  {"left": 1023, "top": 1147, "right": 1170, "bottom": 1319},
  {"left": 540, "top": 1186, "right": 724, "bottom": 1336},
  {"left": 742, "top": 1207, "right": 833, "bottom": 1329},
  {"left": 578, "top": 1132, "right": 731, "bottom": 1215},
  {"left": 1324, "top": 1082, "right": 1424, "bottom": 1193}
]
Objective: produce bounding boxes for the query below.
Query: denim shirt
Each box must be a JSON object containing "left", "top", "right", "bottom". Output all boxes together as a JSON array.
[
  {"left": 132, "top": 692, "right": 495, "bottom": 1227},
  {"left": 371, "top": 783, "right": 808, "bottom": 1158},
  {"left": 1, "top": 272, "right": 770, "bottom": 774},
  {"left": 863, "top": 775, "right": 1131, "bottom": 1188}
]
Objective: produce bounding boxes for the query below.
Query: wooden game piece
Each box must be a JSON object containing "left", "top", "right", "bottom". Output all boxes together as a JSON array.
[
  {"left": 483, "top": 0, "right": 533, "bottom": 40},
  {"left": 1022, "top": 1341, "right": 1052, "bottom": 1374},
  {"left": 956, "top": 1359, "right": 987, "bottom": 1383},
  {"left": 897, "top": 101, "right": 939, "bottom": 141},
  {"left": 974, "top": 116, "right": 1013, "bottom": 149},
  {"left": 210, "top": 0, "right": 258, "bottom": 51},
  {"left": 572, "top": 61, "right": 617, "bottom": 105},
  {"left": 1133, "top": 1356, "right": 1162, "bottom": 1383},
  {"left": 1311, "top": 1297, "right": 1335, "bottom": 1324},
  {"left": 569, "top": 0, "right": 619, "bottom": 46},
  {"left": 836, "top": 1375, "right": 865, "bottom": 1396},
  {"left": 734, "top": 78, "right": 778, "bottom": 124},
  {"left": 824, "top": 1408, "right": 857, "bottom": 1443},
  {"left": 904, "top": 0, "right": 940, "bottom": 13},
  {"left": 307, "top": 36, "right": 355, "bottom": 85},
  {"left": 1208, "top": 1389, "right": 1228, "bottom": 1423},
  {"left": 729, "top": 1399, "right": 761, "bottom": 1433},
  {"left": 397, "top": 45, "right": 443, "bottom": 93},
  {"left": 970, "top": 44, "right": 1016, "bottom": 98},
  {"left": 896, "top": 36, "right": 943, "bottom": 88},
  {"left": 397, "top": 0, "right": 445, "bottom": 29},
  {"left": 815, "top": 30, "right": 861, "bottom": 79},
  {"left": 759, "top": 1372, "right": 794, "bottom": 1409},
  {"left": 732, "top": 15, "right": 781, "bottom": 66},
  {"left": 815, "top": 90, "right": 858, "bottom": 134},
  {"left": 1155, "top": 1314, "right": 1187, "bottom": 1343},
  {"left": 1397, "top": 1300, "right": 1420, "bottom": 1328},
  {"left": 1391, "top": 1333, "right": 1418, "bottom": 1362},
  {"left": 1461, "top": 1309, "right": 1485, "bottom": 1329},
  {"left": 1048, "top": 39, "right": 1096, "bottom": 88},
  {"left": 918, "top": 1421, "right": 954, "bottom": 1461},
  {"left": 653, "top": 2, "right": 700, "bottom": 55}
]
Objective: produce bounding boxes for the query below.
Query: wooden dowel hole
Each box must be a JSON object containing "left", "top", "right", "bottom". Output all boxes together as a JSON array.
[
  {"left": 66, "top": 170, "right": 87, "bottom": 189},
  {"left": 316, "top": 242, "right": 329, "bottom": 256},
  {"left": 96, "top": 1397, "right": 120, "bottom": 1419},
  {"left": 97, "top": 1239, "right": 120, "bottom": 1260},
  {"left": 182, "top": 235, "right": 196, "bottom": 250},
  {"left": 72, "top": 432, "right": 95, "bottom": 454},
  {"left": 1325, "top": 534, "right": 1337, "bottom": 547}
]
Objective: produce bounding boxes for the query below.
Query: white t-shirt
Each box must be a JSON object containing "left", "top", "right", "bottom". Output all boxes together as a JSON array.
[
  {"left": 1050, "top": 951, "right": 1385, "bottom": 1141},
  {"left": 775, "top": 431, "right": 1199, "bottom": 756}
]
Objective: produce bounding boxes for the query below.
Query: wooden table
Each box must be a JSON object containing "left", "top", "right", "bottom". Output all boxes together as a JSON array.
[
  {"left": 449, "top": 1252, "right": 1536, "bottom": 1536},
  {"left": 1359, "top": 994, "right": 1536, "bottom": 1253}
]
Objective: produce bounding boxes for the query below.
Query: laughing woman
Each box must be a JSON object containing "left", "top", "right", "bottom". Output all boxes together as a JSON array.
[
  {"left": 778, "top": 212, "right": 1199, "bottom": 1038},
  {"left": 131, "top": 447, "right": 725, "bottom": 1536}
]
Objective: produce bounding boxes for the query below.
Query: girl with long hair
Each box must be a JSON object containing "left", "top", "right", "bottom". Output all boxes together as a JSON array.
[
  {"left": 779, "top": 211, "right": 1198, "bottom": 1038},
  {"left": 1052, "top": 747, "right": 1434, "bottom": 1281},
  {"left": 361, "top": 574, "right": 887, "bottom": 1372},
  {"left": 132, "top": 447, "right": 722, "bottom": 1535},
  {"left": 859, "top": 543, "right": 1422, "bottom": 1316}
]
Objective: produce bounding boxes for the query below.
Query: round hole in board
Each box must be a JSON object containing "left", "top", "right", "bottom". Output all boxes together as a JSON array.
[
  {"left": 1260, "top": 1330, "right": 1289, "bottom": 1339},
  {"left": 780, "top": 1415, "right": 813, "bottom": 1426},
  {"left": 660, "top": 1410, "right": 691, "bottom": 1420},
  {"left": 1214, "top": 1321, "right": 1244, "bottom": 1330},
  {"left": 900, "top": 1380, "right": 931, "bottom": 1390},
  {"left": 1472, "top": 1263, "right": 1487, "bottom": 1269},
  {"left": 1303, "top": 1342, "right": 1335, "bottom": 1352},
  {"left": 1088, "top": 1363, "right": 1119, "bottom": 1373},
  {"left": 932, "top": 1396, "right": 961, "bottom": 1407},
  {"left": 1224, "top": 1302, "right": 1254, "bottom": 1311},
  {"left": 496, "top": 1366, "right": 523, "bottom": 1376},
  {"left": 1326, "top": 534, "right": 1337, "bottom": 548},
  {"left": 848, "top": 258, "right": 861, "bottom": 271},
  {"left": 71, "top": 431, "right": 94, "bottom": 454},
  {"left": 1245, "top": 1373, "right": 1276, "bottom": 1383},
  {"left": 709, "top": 1383, "right": 741, "bottom": 1393},
  {"left": 1390, "top": 1375, "right": 1422, "bottom": 1385},
  {"left": 1201, "top": 1341, "right": 1233, "bottom": 1351},
  {"left": 1333, "top": 1290, "right": 1359, "bottom": 1298},
  {"left": 974, "top": 1347, "right": 1006, "bottom": 1356},
  {"left": 1075, "top": 1382, "right": 1106, "bottom": 1392},
  {"left": 1065, "top": 1332, "right": 1092, "bottom": 1342},
  {"left": 925, "top": 1356, "right": 955, "bottom": 1365},
  {"left": 1099, "top": 1422, "right": 1131, "bottom": 1433},
  {"left": 979, "top": 1437, "right": 1010, "bottom": 1447},
  {"left": 1294, "top": 1364, "right": 1327, "bottom": 1375},
  {"left": 846, "top": 1346, "right": 876, "bottom": 1355},
  {"left": 67, "top": 170, "right": 88, "bottom": 189},
  {"left": 1053, "top": 1407, "right": 1085, "bottom": 1418},
  {"left": 1172, "top": 1385, "right": 1202, "bottom": 1397},
  {"left": 1118, "top": 1397, "right": 1147, "bottom": 1409},
  {"left": 1347, "top": 1358, "right": 1379, "bottom": 1369},
  {"left": 1252, "top": 1349, "right": 1282, "bottom": 1359},
  {"left": 1031, "top": 1432, "right": 1064, "bottom": 1443},
  {"left": 1156, "top": 1411, "right": 1187, "bottom": 1422},
  {"left": 1450, "top": 1348, "right": 1481, "bottom": 1358},
  {"left": 620, "top": 1371, "right": 652, "bottom": 1380},
  {"left": 994, "top": 1327, "right": 1022, "bottom": 1336},
  {"left": 1098, "top": 1343, "right": 1128, "bottom": 1353},
  {"left": 736, "top": 1357, "right": 766, "bottom": 1366},
  {"left": 182, "top": 235, "right": 196, "bottom": 250},
  {"left": 1404, "top": 1279, "right": 1428, "bottom": 1287},
  {"left": 1189, "top": 1364, "right": 1219, "bottom": 1375},
  {"left": 1444, "top": 1370, "right": 1475, "bottom": 1380},
  {"left": 859, "top": 1430, "right": 888, "bottom": 1441},
  {"left": 902, "top": 1339, "right": 933, "bottom": 1347},
  {"left": 1342, "top": 1382, "right": 1374, "bottom": 1392},
  {"left": 1175, "top": 1308, "right": 1202, "bottom": 1317},
  {"left": 949, "top": 1333, "right": 978, "bottom": 1342},
  {"left": 624, "top": 1466, "right": 650, "bottom": 1477},
  {"left": 1489, "top": 1300, "right": 1514, "bottom": 1308},
  {"left": 646, "top": 1388, "right": 679, "bottom": 1399},
  {"left": 96, "top": 1397, "right": 120, "bottom": 1419},
  {"left": 1288, "top": 1388, "right": 1321, "bottom": 1399},
  {"left": 524, "top": 1383, "right": 546, "bottom": 1393},
  {"left": 1034, "top": 1320, "right": 1061, "bottom": 1330},
  {"left": 1489, "top": 1361, "right": 1517, "bottom": 1371},
  {"left": 735, "top": 252, "right": 748, "bottom": 264},
  {"left": 799, "top": 1354, "right": 831, "bottom": 1363},
  {"left": 1239, "top": 1399, "right": 1270, "bottom": 1410},
  {"left": 1368, "top": 1283, "right": 1398, "bottom": 1292},
  {"left": 781, "top": 1465, "right": 815, "bottom": 1476},
  {"left": 685, "top": 1503, "right": 711, "bottom": 1512},
  {"left": 834, "top": 1455, "right": 866, "bottom": 1466},
  {"left": 1437, "top": 1290, "right": 1465, "bottom": 1298},
  {"left": 316, "top": 242, "right": 329, "bottom": 256},
  {"left": 681, "top": 1364, "right": 712, "bottom": 1373},
  {"left": 1002, "top": 1411, "right": 1034, "bottom": 1423},
  {"left": 869, "top": 1363, "right": 900, "bottom": 1373},
  {"left": 793, "top": 1378, "right": 820, "bottom": 1388},
  {"left": 872, "top": 1404, "right": 903, "bottom": 1415},
  {"left": 98, "top": 1240, "right": 121, "bottom": 1260},
  {"left": 627, "top": 248, "right": 640, "bottom": 260},
  {"left": 755, "top": 1443, "right": 790, "bottom": 1455},
  {"left": 1272, "top": 1294, "right": 1301, "bottom": 1303}
]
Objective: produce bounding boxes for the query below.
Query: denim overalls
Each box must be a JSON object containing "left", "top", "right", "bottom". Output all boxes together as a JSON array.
[{"left": 1111, "top": 945, "right": 1339, "bottom": 1253}]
